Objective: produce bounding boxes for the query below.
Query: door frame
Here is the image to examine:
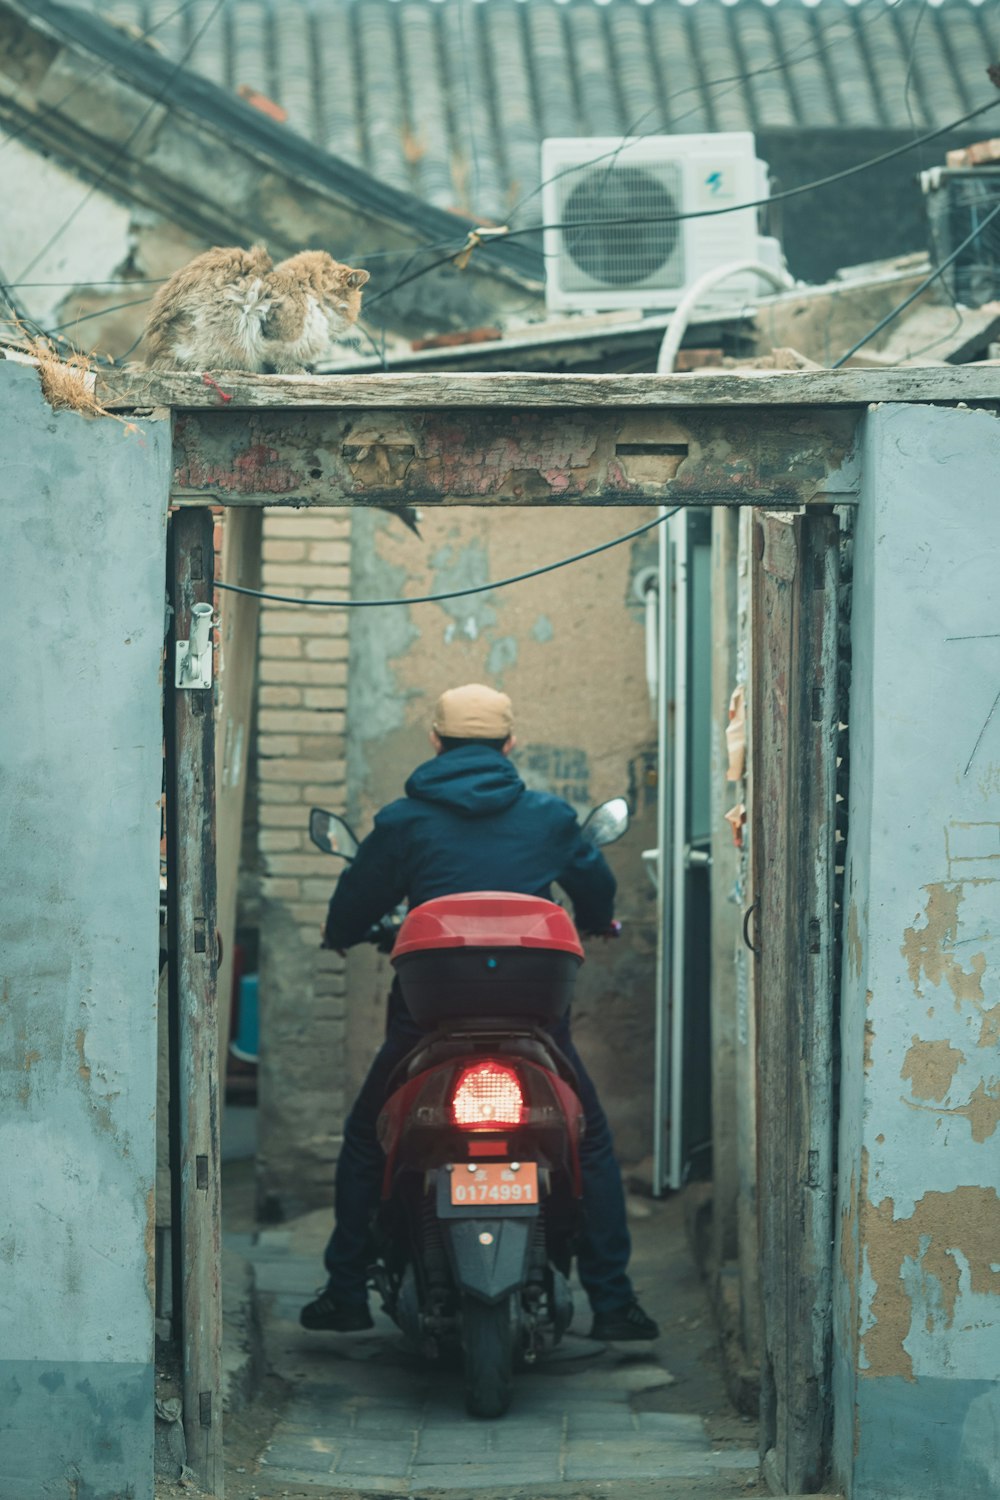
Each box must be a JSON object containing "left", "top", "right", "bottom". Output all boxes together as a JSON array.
[{"left": 129, "top": 366, "right": 878, "bottom": 1496}]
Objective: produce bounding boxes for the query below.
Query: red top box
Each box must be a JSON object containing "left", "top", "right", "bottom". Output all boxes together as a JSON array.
[{"left": 392, "top": 893, "right": 584, "bottom": 961}]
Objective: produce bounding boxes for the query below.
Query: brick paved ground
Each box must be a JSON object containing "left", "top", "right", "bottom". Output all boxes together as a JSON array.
[{"left": 226, "top": 1194, "right": 760, "bottom": 1496}]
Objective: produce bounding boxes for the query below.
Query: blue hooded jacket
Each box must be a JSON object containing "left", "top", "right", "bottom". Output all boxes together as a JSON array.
[{"left": 324, "top": 744, "right": 616, "bottom": 949}]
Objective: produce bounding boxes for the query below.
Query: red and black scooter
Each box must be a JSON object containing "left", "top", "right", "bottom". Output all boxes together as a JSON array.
[{"left": 308, "top": 797, "right": 629, "bottom": 1417}]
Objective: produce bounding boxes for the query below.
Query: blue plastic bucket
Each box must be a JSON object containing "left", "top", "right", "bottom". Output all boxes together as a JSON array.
[{"left": 231, "top": 973, "right": 259, "bottom": 1062}]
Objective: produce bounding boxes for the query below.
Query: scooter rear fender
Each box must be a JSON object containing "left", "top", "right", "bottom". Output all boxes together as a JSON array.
[{"left": 442, "top": 1215, "right": 532, "bottom": 1305}]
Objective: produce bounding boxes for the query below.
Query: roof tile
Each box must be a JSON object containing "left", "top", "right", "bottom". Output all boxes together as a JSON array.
[{"left": 69, "top": 0, "right": 996, "bottom": 228}]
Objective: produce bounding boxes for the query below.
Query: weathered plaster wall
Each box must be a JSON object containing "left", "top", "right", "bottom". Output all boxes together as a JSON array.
[
  {"left": 0, "top": 138, "right": 206, "bottom": 358},
  {"left": 0, "top": 361, "right": 169, "bottom": 1498},
  {"left": 340, "top": 505, "right": 660, "bottom": 1167},
  {"left": 833, "top": 403, "right": 1000, "bottom": 1500}
]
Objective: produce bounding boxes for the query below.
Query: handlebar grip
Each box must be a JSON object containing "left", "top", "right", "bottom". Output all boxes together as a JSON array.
[{"left": 581, "top": 920, "right": 622, "bottom": 940}]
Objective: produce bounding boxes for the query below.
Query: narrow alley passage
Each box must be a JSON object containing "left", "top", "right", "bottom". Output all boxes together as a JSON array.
[{"left": 221, "top": 1145, "right": 760, "bottom": 1499}]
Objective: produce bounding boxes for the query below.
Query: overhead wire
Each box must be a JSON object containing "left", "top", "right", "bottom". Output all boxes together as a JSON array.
[
  {"left": 355, "top": 94, "right": 1000, "bottom": 314},
  {"left": 46, "top": 296, "right": 156, "bottom": 337},
  {"left": 831, "top": 197, "right": 1000, "bottom": 367},
  {"left": 11, "top": 0, "right": 997, "bottom": 356},
  {"left": 496, "top": 96, "right": 1000, "bottom": 242},
  {"left": 215, "top": 508, "right": 681, "bottom": 610},
  {"left": 502, "top": 0, "right": 904, "bottom": 232},
  {"left": 22, "top": 0, "right": 941, "bottom": 317},
  {"left": 0, "top": 0, "right": 217, "bottom": 158},
  {"left": 364, "top": 0, "right": 918, "bottom": 306},
  {"left": 15, "top": 0, "right": 229, "bottom": 286}
]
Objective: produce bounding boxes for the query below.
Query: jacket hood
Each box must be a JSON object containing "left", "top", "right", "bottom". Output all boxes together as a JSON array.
[{"left": 405, "top": 745, "right": 524, "bottom": 818}]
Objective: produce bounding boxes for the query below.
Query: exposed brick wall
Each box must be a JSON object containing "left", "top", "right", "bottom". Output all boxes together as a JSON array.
[{"left": 255, "top": 507, "right": 353, "bottom": 1218}]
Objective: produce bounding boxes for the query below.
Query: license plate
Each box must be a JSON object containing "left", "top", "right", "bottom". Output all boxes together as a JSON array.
[{"left": 449, "top": 1162, "right": 539, "bottom": 1207}]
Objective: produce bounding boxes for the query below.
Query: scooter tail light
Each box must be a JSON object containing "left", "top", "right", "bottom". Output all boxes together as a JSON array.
[{"left": 451, "top": 1061, "right": 525, "bottom": 1130}]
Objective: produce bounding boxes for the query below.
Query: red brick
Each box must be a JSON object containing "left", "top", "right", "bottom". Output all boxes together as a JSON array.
[
  {"left": 262, "top": 565, "right": 347, "bottom": 587},
  {"left": 300, "top": 780, "right": 347, "bottom": 804},
  {"left": 304, "top": 638, "right": 350, "bottom": 660},
  {"left": 258, "top": 829, "right": 303, "bottom": 853},
  {"left": 307, "top": 541, "right": 351, "bottom": 565},
  {"left": 264, "top": 515, "right": 350, "bottom": 540},
  {"left": 257, "top": 758, "right": 344, "bottom": 784},
  {"left": 259, "top": 709, "right": 345, "bottom": 735},
  {"left": 303, "top": 688, "right": 342, "bottom": 710},
  {"left": 259, "top": 805, "right": 312, "bottom": 828},
  {"left": 265, "top": 854, "right": 330, "bottom": 877},
  {"left": 257, "top": 782, "right": 301, "bottom": 805},
  {"left": 261, "top": 610, "right": 347, "bottom": 636},
  {"left": 259, "top": 660, "right": 346, "bottom": 685},
  {"left": 258, "top": 734, "right": 301, "bottom": 758},
  {"left": 297, "top": 737, "right": 344, "bottom": 762},
  {"left": 259, "top": 685, "right": 303, "bottom": 707},
  {"left": 259, "top": 636, "right": 303, "bottom": 659},
  {"left": 261, "top": 539, "right": 307, "bottom": 562}
]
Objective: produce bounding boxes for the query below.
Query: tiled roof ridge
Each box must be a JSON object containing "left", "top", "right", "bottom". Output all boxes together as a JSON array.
[{"left": 64, "top": 0, "right": 1000, "bottom": 226}]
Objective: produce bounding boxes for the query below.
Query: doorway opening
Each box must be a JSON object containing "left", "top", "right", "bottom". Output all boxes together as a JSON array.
[{"left": 160, "top": 396, "right": 854, "bottom": 1497}]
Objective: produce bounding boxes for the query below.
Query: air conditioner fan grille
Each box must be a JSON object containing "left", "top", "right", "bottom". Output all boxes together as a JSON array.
[{"left": 555, "top": 162, "right": 683, "bottom": 290}]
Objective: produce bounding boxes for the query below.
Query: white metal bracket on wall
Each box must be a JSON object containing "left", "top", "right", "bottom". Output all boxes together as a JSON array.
[{"left": 175, "top": 602, "right": 215, "bottom": 689}]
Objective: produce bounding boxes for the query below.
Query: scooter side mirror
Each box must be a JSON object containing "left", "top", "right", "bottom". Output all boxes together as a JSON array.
[
  {"left": 581, "top": 796, "right": 630, "bottom": 848},
  {"left": 309, "top": 808, "right": 360, "bottom": 861}
]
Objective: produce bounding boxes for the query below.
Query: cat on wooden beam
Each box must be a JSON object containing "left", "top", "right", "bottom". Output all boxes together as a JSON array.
[{"left": 140, "top": 245, "right": 370, "bottom": 375}]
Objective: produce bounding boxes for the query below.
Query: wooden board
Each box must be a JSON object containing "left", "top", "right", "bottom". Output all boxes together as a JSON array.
[
  {"left": 165, "top": 508, "right": 224, "bottom": 1497},
  {"left": 96, "top": 365, "right": 1000, "bottom": 411},
  {"left": 215, "top": 509, "right": 262, "bottom": 1073},
  {"left": 751, "top": 511, "right": 839, "bottom": 1493},
  {"left": 152, "top": 405, "right": 861, "bottom": 511}
]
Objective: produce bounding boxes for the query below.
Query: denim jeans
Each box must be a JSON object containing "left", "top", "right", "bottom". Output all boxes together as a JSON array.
[{"left": 323, "top": 987, "right": 635, "bottom": 1314}]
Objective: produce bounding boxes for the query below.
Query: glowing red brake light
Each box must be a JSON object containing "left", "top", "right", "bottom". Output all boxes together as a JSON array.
[{"left": 451, "top": 1062, "right": 525, "bottom": 1130}]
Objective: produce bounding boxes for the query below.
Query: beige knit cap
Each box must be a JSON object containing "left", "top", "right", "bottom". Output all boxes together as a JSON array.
[{"left": 433, "top": 683, "right": 514, "bottom": 740}]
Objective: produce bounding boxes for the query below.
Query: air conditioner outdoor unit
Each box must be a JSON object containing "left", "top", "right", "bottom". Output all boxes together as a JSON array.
[
  {"left": 921, "top": 166, "right": 1000, "bottom": 308},
  {"left": 541, "top": 133, "right": 775, "bottom": 314}
]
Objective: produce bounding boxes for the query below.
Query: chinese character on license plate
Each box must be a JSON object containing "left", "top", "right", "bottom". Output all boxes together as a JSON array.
[{"left": 449, "top": 1161, "right": 539, "bottom": 1206}]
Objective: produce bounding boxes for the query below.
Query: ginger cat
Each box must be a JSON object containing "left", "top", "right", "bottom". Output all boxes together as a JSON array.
[
  {"left": 141, "top": 245, "right": 369, "bottom": 373},
  {"left": 262, "top": 251, "right": 369, "bottom": 373},
  {"left": 141, "top": 244, "right": 273, "bottom": 371}
]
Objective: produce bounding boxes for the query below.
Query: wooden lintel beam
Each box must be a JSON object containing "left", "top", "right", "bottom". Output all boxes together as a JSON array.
[
  {"left": 165, "top": 405, "right": 860, "bottom": 509},
  {"left": 96, "top": 366, "right": 1000, "bottom": 412}
]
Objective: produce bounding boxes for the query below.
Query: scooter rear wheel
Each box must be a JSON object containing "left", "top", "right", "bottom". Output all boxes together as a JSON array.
[{"left": 461, "top": 1292, "right": 515, "bottom": 1418}]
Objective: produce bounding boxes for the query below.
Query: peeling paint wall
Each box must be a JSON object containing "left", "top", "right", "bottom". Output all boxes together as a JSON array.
[
  {"left": 0, "top": 362, "right": 170, "bottom": 1498},
  {"left": 341, "top": 505, "right": 659, "bottom": 1165},
  {"left": 833, "top": 403, "right": 1000, "bottom": 1500}
]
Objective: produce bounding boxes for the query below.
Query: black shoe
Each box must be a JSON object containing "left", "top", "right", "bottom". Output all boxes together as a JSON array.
[
  {"left": 589, "top": 1300, "right": 660, "bottom": 1342},
  {"left": 299, "top": 1287, "right": 374, "bottom": 1333}
]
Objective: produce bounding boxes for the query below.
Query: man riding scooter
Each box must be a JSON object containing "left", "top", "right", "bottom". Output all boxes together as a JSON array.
[{"left": 300, "top": 683, "right": 658, "bottom": 1344}]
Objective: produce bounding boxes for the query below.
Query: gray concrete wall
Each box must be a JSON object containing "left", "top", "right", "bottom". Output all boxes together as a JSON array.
[
  {"left": 342, "top": 506, "right": 660, "bottom": 1167},
  {"left": 0, "top": 361, "right": 170, "bottom": 1499},
  {"left": 833, "top": 404, "right": 1000, "bottom": 1500}
]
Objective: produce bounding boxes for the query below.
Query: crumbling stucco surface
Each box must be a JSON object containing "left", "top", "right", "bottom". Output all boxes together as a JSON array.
[
  {"left": 833, "top": 403, "right": 1000, "bottom": 1500},
  {"left": 0, "top": 361, "right": 170, "bottom": 1499}
]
